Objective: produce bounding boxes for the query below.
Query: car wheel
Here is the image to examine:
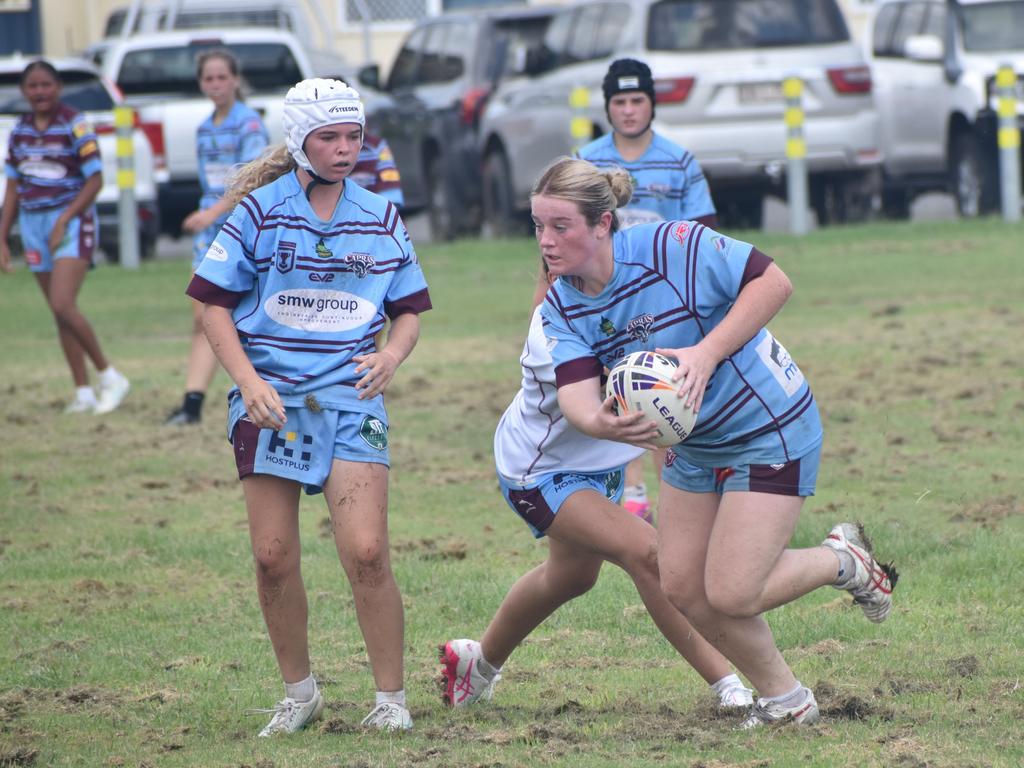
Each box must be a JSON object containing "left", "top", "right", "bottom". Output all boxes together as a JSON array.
[
  {"left": 881, "top": 187, "right": 911, "bottom": 220},
  {"left": 426, "top": 154, "right": 456, "bottom": 242},
  {"left": 482, "top": 151, "right": 522, "bottom": 237},
  {"left": 812, "top": 176, "right": 874, "bottom": 226},
  {"left": 950, "top": 132, "right": 998, "bottom": 218}
]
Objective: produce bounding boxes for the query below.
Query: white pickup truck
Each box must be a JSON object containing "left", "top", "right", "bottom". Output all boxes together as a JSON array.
[{"left": 97, "top": 27, "right": 357, "bottom": 235}]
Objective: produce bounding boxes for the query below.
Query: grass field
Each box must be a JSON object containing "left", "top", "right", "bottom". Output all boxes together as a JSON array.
[{"left": 1, "top": 218, "right": 1023, "bottom": 768}]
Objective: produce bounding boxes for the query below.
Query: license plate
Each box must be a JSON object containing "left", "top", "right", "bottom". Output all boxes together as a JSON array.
[{"left": 739, "top": 82, "right": 784, "bottom": 103}]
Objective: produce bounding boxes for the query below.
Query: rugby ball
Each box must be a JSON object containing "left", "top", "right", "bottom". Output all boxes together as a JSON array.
[{"left": 606, "top": 351, "right": 697, "bottom": 447}]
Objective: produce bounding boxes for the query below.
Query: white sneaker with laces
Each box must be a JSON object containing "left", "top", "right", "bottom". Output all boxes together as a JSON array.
[
  {"left": 439, "top": 639, "right": 500, "bottom": 707},
  {"left": 360, "top": 702, "right": 413, "bottom": 731},
  {"left": 822, "top": 522, "right": 899, "bottom": 623},
  {"left": 739, "top": 688, "right": 819, "bottom": 729},
  {"left": 716, "top": 680, "right": 755, "bottom": 709},
  {"left": 94, "top": 371, "right": 130, "bottom": 414},
  {"left": 253, "top": 689, "right": 324, "bottom": 737}
]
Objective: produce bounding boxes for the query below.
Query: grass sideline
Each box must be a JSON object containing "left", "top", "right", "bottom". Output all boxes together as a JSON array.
[{"left": 1, "top": 218, "right": 1023, "bottom": 768}]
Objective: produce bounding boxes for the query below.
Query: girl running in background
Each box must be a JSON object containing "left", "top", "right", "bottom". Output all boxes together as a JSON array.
[
  {"left": 187, "top": 79, "right": 430, "bottom": 735},
  {"left": 0, "top": 59, "right": 130, "bottom": 414},
  {"left": 439, "top": 266, "right": 753, "bottom": 712},
  {"left": 165, "top": 49, "right": 268, "bottom": 426},
  {"left": 533, "top": 158, "right": 897, "bottom": 728}
]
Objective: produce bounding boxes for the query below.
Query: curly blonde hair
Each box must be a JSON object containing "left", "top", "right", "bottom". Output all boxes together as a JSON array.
[
  {"left": 223, "top": 144, "right": 295, "bottom": 206},
  {"left": 531, "top": 157, "right": 633, "bottom": 231}
]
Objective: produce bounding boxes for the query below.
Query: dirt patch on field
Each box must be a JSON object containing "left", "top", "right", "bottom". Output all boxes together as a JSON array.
[
  {"left": 946, "top": 655, "right": 980, "bottom": 679},
  {"left": 815, "top": 680, "right": 893, "bottom": 721},
  {"left": 0, "top": 747, "right": 39, "bottom": 766},
  {"left": 393, "top": 537, "right": 470, "bottom": 560},
  {"left": 950, "top": 495, "right": 1021, "bottom": 528}
]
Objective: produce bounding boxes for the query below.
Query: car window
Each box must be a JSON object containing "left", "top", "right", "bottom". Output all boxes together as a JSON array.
[
  {"left": 0, "top": 71, "right": 115, "bottom": 114},
  {"left": 489, "top": 14, "right": 555, "bottom": 80},
  {"left": 566, "top": 4, "right": 605, "bottom": 63},
  {"left": 116, "top": 42, "right": 303, "bottom": 96},
  {"left": 922, "top": 2, "right": 945, "bottom": 39},
  {"left": 872, "top": 2, "right": 903, "bottom": 57},
  {"left": 647, "top": 0, "right": 849, "bottom": 51},
  {"left": 593, "top": 4, "right": 631, "bottom": 58},
  {"left": 959, "top": 1, "right": 1024, "bottom": 52},
  {"left": 538, "top": 10, "right": 573, "bottom": 69},
  {"left": 891, "top": 2, "right": 928, "bottom": 55},
  {"left": 389, "top": 27, "right": 428, "bottom": 90},
  {"left": 439, "top": 21, "right": 472, "bottom": 82},
  {"left": 419, "top": 24, "right": 449, "bottom": 84}
]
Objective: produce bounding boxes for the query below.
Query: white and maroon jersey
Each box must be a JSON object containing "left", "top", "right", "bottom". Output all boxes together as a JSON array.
[
  {"left": 494, "top": 305, "right": 642, "bottom": 485},
  {"left": 187, "top": 171, "right": 430, "bottom": 418}
]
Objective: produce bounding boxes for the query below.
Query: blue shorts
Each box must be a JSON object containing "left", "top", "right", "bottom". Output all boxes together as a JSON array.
[
  {"left": 498, "top": 466, "right": 625, "bottom": 539},
  {"left": 19, "top": 208, "right": 97, "bottom": 273},
  {"left": 228, "top": 396, "right": 390, "bottom": 495},
  {"left": 662, "top": 442, "right": 821, "bottom": 497}
]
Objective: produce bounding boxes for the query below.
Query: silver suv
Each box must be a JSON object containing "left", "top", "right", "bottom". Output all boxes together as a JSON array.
[
  {"left": 867, "top": 0, "right": 1024, "bottom": 218},
  {"left": 479, "top": 0, "right": 883, "bottom": 231}
]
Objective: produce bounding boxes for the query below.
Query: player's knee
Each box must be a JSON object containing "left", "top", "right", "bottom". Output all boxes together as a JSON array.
[
  {"left": 49, "top": 300, "right": 77, "bottom": 327},
  {"left": 705, "top": 581, "right": 760, "bottom": 619},
  {"left": 660, "top": 570, "right": 704, "bottom": 615},
  {"left": 345, "top": 543, "right": 391, "bottom": 587},
  {"left": 547, "top": 561, "right": 600, "bottom": 598},
  {"left": 252, "top": 543, "right": 297, "bottom": 583},
  {"left": 191, "top": 314, "right": 206, "bottom": 335},
  {"left": 618, "top": 540, "right": 660, "bottom": 583}
]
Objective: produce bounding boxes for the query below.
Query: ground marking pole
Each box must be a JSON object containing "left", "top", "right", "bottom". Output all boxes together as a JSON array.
[
  {"left": 784, "top": 76, "right": 809, "bottom": 235},
  {"left": 996, "top": 64, "right": 1021, "bottom": 223},
  {"left": 114, "top": 105, "right": 139, "bottom": 269}
]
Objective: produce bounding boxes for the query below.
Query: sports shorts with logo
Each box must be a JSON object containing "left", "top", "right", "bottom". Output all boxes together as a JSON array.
[
  {"left": 228, "top": 395, "right": 390, "bottom": 494},
  {"left": 662, "top": 441, "right": 821, "bottom": 497},
  {"left": 19, "top": 208, "right": 97, "bottom": 273},
  {"left": 498, "top": 466, "right": 626, "bottom": 539}
]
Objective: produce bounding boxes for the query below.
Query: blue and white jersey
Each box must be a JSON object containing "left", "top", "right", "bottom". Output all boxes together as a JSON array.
[
  {"left": 196, "top": 101, "right": 268, "bottom": 216},
  {"left": 494, "top": 305, "right": 642, "bottom": 485},
  {"left": 577, "top": 133, "right": 716, "bottom": 229},
  {"left": 540, "top": 221, "right": 821, "bottom": 467},
  {"left": 187, "top": 172, "right": 431, "bottom": 418}
]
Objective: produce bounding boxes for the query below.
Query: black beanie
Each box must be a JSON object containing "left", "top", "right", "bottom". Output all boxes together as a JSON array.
[{"left": 602, "top": 58, "right": 656, "bottom": 117}]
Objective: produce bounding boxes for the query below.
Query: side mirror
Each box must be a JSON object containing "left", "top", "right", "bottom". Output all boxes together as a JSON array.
[
  {"left": 358, "top": 63, "right": 381, "bottom": 90},
  {"left": 904, "top": 34, "right": 943, "bottom": 63}
]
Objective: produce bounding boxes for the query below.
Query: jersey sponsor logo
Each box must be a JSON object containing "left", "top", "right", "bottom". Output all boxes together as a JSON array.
[
  {"left": 78, "top": 140, "right": 98, "bottom": 157},
  {"left": 711, "top": 235, "right": 727, "bottom": 253},
  {"left": 627, "top": 313, "right": 655, "bottom": 342},
  {"left": 380, "top": 169, "right": 400, "bottom": 182},
  {"left": 25, "top": 249, "right": 42, "bottom": 267},
  {"left": 344, "top": 251, "right": 374, "bottom": 278},
  {"left": 17, "top": 159, "right": 67, "bottom": 180},
  {"left": 206, "top": 241, "right": 229, "bottom": 262},
  {"left": 265, "top": 429, "right": 313, "bottom": 471},
  {"left": 358, "top": 415, "right": 388, "bottom": 450},
  {"left": 670, "top": 222, "right": 690, "bottom": 244},
  {"left": 315, "top": 238, "right": 332, "bottom": 259},
  {"left": 755, "top": 331, "right": 804, "bottom": 397},
  {"left": 308, "top": 272, "right": 335, "bottom": 283},
  {"left": 599, "top": 316, "right": 617, "bottom": 337},
  {"left": 647, "top": 182, "right": 671, "bottom": 199},
  {"left": 276, "top": 241, "right": 296, "bottom": 273},
  {"left": 328, "top": 104, "right": 360, "bottom": 114},
  {"left": 617, "top": 206, "right": 663, "bottom": 229},
  {"left": 265, "top": 289, "right": 376, "bottom": 332},
  {"left": 603, "top": 469, "right": 622, "bottom": 499}
]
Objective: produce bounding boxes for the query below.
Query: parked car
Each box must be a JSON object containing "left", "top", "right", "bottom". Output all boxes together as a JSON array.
[
  {"left": 359, "top": 4, "right": 559, "bottom": 240},
  {"left": 94, "top": 27, "right": 372, "bottom": 236},
  {"left": 0, "top": 55, "right": 160, "bottom": 261},
  {"left": 478, "top": 0, "right": 884, "bottom": 232},
  {"left": 866, "top": 0, "right": 1024, "bottom": 218}
]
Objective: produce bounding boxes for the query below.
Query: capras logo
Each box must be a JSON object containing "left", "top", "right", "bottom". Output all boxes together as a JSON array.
[{"left": 265, "top": 289, "right": 376, "bottom": 331}]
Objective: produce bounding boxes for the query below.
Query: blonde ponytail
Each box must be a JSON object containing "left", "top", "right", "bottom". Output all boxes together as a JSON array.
[{"left": 224, "top": 144, "right": 295, "bottom": 206}]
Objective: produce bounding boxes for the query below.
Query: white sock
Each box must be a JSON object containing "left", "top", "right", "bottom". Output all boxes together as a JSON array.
[
  {"left": 623, "top": 483, "right": 647, "bottom": 502},
  {"left": 764, "top": 682, "right": 806, "bottom": 708},
  {"left": 832, "top": 550, "right": 857, "bottom": 586},
  {"left": 376, "top": 689, "right": 406, "bottom": 708},
  {"left": 75, "top": 386, "right": 97, "bottom": 404},
  {"left": 477, "top": 655, "right": 500, "bottom": 681},
  {"left": 284, "top": 674, "right": 317, "bottom": 703},
  {"left": 710, "top": 673, "right": 743, "bottom": 694},
  {"left": 98, "top": 366, "right": 122, "bottom": 386}
]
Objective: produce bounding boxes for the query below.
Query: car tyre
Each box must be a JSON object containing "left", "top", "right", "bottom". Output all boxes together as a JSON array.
[
  {"left": 881, "top": 186, "right": 911, "bottom": 220},
  {"left": 482, "top": 150, "right": 523, "bottom": 237},
  {"left": 426, "top": 154, "right": 456, "bottom": 242},
  {"left": 950, "top": 132, "right": 998, "bottom": 218}
]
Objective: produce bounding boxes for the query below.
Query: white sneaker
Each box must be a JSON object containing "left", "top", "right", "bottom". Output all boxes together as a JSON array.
[
  {"left": 64, "top": 397, "right": 96, "bottom": 414},
  {"left": 822, "top": 522, "right": 899, "bottom": 623},
  {"left": 739, "top": 688, "right": 819, "bottom": 729},
  {"left": 439, "top": 639, "right": 500, "bottom": 707},
  {"left": 253, "top": 689, "right": 324, "bottom": 737},
  {"left": 94, "top": 371, "right": 130, "bottom": 414},
  {"left": 360, "top": 702, "right": 413, "bottom": 731},
  {"left": 716, "top": 680, "right": 755, "bottom": 709}
]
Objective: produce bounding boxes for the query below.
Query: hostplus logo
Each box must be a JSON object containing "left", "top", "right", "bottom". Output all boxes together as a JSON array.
[{"left": 266, "top": 430, "right": 313, "bottom": 471}]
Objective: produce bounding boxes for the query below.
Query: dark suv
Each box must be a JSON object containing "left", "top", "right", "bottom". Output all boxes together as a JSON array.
[{"left": 360, "top": 5, "right": 558, "bottom": 240}]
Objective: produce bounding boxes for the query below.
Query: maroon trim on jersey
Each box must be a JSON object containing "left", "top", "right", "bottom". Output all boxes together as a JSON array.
[
  {"left": 231, "top": 418, "right": 260, "bottom": 480},
  {"left": 695, "top": 213, "right": 718, "bottom": 228},
  {"left": 507, "top": 485, "right": 556, "bottom": 533},
  {"left": 384, "top": 287, "right": 432, "bottom": 319},
  {"left": 740, "top": 248, "right": 773, "bottom": 289},
  {"left": 186, "top": 275, "right": 246, "bottom": 308},
  {"left": 748, "top": 458, "right": 802, "bottom": 496},
  {"left": 554, "top": 356, "right": 603, "bottom": 388}
]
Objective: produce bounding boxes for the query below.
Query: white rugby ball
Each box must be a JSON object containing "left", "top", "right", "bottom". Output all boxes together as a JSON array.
[{"left": 606, "top": 351, "right": 697, "bottom": 447}]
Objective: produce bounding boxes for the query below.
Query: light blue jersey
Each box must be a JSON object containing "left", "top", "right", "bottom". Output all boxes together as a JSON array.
[
  {"left": 540, "top": 221, "right": 821, "bottom": 467},
  {"left": 577, "top": 133, "right": 716, "bottom": 228},
  {"left": 188, "top": 172, "right": 431, "bottom": 420}
]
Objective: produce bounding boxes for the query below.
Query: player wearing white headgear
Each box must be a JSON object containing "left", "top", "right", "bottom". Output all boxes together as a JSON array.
[{"left": 186, "top": 78, "right": 430, "bottom": 735}]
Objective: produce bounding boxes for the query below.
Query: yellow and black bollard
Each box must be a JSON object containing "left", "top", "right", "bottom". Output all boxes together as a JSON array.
[
  {"left": 995, "top": 64, "right": 1021, "bottom": 222},
  {"left": 783, "top": 76, "right": 809, "bottom": 235},
  {"left": 114, "top": 105, "right": 140, "bottom": 268}
]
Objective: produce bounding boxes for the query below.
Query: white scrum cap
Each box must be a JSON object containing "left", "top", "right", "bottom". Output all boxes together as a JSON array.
[{"left": 282, "top": 78, "right": 365, "bottom": 172}]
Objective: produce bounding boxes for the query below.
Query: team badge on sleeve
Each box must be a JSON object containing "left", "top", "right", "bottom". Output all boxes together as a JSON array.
[
  {"left": 71, "top": 119, "right": 94, "bottom": 138},
  {"left": 671, "top": 222, "right": 690, "bottom": 244}
]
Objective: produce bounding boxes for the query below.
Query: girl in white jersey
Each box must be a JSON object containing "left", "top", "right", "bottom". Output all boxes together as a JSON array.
[
  {"left": 186, "top": 79, "right": 430, "bottom": 735},
  {"left": 439, "top": 269, "right": 754, "bottom": 712},
  {"left": 531, "top": 158, "right": 897, "bottom": 728}
]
